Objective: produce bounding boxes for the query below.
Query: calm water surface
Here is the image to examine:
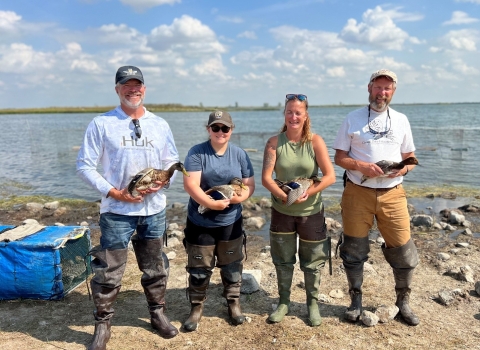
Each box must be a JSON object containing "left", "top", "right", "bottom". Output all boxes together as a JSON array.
[{"left": 1, "top": 103, "right": 479, "bottom": 204}]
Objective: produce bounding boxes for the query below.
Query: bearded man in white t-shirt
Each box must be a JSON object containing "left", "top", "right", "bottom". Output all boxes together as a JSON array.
[{"left": 333, "top": 69, "right": 420, "bottom": 326}]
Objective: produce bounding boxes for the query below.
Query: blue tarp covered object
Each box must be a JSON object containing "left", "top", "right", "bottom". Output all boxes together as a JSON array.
[{"left": 0, "top": 225, "right": 91, "bottom": 300}]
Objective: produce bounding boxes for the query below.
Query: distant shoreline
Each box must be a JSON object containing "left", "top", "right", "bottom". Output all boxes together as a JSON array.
[{"left": 0, "top": 101, "right": 479, "bottom": 115}]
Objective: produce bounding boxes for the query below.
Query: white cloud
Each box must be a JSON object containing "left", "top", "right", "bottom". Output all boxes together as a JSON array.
[
  {"left": 455, "top": 0, "right": 480, "bottom": 4},
  {"left": 0, "top": 43, "right": 54, "bottom": 73},
  {"left": 192, "top": 57, "right": 228, "bottom": 78},
  {"left": 443, "top": 11, "right": 479, "bottom": 25},
  {"left": 339, "top": 6, "right": 422, "bottom": 50},
  {"left": 0, "top": 11, "right": 21, "bottom": 33},
  {"left": 382, "top": 7, "right": 424, "bottom": 22},
  {"left": 451, "top": 58, "right": 479, "bottom": 75},
  {"left": 409, "top": 37, "right": 424, "bottom": 45},
  {"left": 148, "top": 15, "right": 226, "bottom": 56},
  {"left": 327, "top": 66, "right": 346, "bottom": 77},
  {"left": 230, "top": 49, "right": 274, "bottom": 67},
  {"left": 242, "top": 72, "right": 276, "bottom": 82},
  {"left": 237, "top": 31, "right": 257, "bottom": 40},
  {"left": 86, "top": 24, "right": 148, "bottom": 50},
  {"left": 443, "top": 29, "right": 478, "bottom": 51},
  {"left": 216, "top": 16, "right": 243, "bottom": 24},
  {"left": 119, "top": 0, "right": 181, "bottom": 12}
]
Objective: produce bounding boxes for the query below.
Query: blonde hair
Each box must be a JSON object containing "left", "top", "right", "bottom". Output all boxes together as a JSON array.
[{"left": 280, "top": 99, "right": 312, "bottom": 145}]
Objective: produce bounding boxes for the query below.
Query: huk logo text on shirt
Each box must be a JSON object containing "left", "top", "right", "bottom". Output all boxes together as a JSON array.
[{"left": 122, "top": 136, "right": 154, "bottom": 147}]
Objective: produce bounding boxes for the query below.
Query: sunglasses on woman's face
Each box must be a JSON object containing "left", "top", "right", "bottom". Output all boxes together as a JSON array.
[
  {"left": 286, "top": 94, "right": 307, "bottom": 101},
  {"left": 210, "top": 124, "right": 231, "bottom": 133}
]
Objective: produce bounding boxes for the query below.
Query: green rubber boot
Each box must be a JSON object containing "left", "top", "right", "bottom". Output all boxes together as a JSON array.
[
  {"left": 268, "top": 231, "right": 297, "bottom": 323},
  {"left": 299, "top": 238, "right": 329, "bottom": 327}
]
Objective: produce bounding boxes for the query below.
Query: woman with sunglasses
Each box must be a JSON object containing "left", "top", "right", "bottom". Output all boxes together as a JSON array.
[
  {"left": 262, "top": 94, "right": 336, "bottom": 327},
  {"left": 182, "top": 110, "right": 255, "bottom": 332}
]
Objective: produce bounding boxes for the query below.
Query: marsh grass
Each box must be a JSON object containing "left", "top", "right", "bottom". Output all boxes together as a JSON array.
[{"left": 0, "top": 195, "right": 96, "bottom": 210}]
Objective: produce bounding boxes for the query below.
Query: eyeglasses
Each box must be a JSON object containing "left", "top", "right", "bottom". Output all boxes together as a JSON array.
[
  {"left": 210, "top": 124, "right": 231, "bottom": 133},
  {"left": 286, "top": 94, "right": 307, "bottom": 101},
  {"left": 367, "top": 106, "right": 391, "bottom": 139},
  {"left": 132, "top": 119, "right": 142, "bottom": 138}
]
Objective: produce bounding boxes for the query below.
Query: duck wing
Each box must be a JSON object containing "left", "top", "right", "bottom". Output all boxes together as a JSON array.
[
  {"left": 285, "top": 178, "right": 316, "bottom": 206},
  {"left": 274, "top": 179, "right": 301, "bottom": 194},
  {"left": 198, "top": 184, "right": 236, "bottom": 214},
  {"left": 360, "top": 157, "right": 419, "bottom": 184},
  {"left": 127, "top": 167, "right": 155, "bottom": 196}
]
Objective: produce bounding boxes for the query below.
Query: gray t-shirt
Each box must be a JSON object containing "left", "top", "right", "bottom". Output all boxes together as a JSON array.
[{"left": 184, "top": 140, "right": 254, "bottom": 227}]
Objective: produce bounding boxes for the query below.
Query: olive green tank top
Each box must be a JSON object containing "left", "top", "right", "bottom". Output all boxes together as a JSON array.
[{"left": 272, "top": 132, "right": 322, "bottom": 216}]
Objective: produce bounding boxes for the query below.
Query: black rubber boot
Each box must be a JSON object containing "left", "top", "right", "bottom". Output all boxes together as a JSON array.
[
  {"left": 89, "top": 318, "right": 111, "bottom": 350},
  {"left": 217, "top": 237, "right": 246, "bottom": 326},
  {"left": 89, "top": 284, "right": 118, "bottom": 350},
  {"left": 339, "top": 235, "right": 370, "bottom": 322},
  {"left": 221, "top": 262, "right": 245, "bottom": 326},
  {"left": 345, "top": 288, "right": 363, "bottom": 322},
  {"left": 382, "top": 239, "right": 420, "bottom": 326},
  {"left": 88, "top": 248, "right": 128, "bottom": 350},
  {"left": 395, "top": 288, "right": 420, "bottom": 326},
  {"left": 184, "top": 242, "right": 216, "bottom": 331},
  {"left": 149, "top": 306, "right": 178, "bottom": 339},
  {"left": 132, "top": 237, "right": 178, "bottom": 338},
  {"left": 183, "top": 273, "right": 211, "bottom": 332}
]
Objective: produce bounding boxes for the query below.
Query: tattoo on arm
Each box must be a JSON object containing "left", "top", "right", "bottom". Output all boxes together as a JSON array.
[{"left": 263, "top": 140, "right": 276, "bottom": 169}]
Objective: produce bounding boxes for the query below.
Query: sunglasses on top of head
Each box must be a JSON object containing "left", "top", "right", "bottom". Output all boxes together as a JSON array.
[
  {"left": 210, "top": 124, "right": 231, "bottom": 133},
  {"left": 286, "top": 94, "right": 307, "bottom": 101}
]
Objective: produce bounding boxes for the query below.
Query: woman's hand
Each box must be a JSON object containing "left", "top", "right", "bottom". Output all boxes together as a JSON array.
[
  {"left": 293, "top": 191, "right": 309, "bottom": 204},
  {"left": 208, "top": 198, "right": 231, "bottom": 211}
]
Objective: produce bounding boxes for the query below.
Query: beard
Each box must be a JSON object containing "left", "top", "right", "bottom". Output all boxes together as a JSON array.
[
  {"left": 119, "top": 93, "right": 144, "bottom": 108},
  {"left": 369, "top": 93, "right": 391, "bottom": 112}
]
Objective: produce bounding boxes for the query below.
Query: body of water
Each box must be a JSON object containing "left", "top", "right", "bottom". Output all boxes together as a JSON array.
[{"left": 1, "top": 103, "right": 479, "bottom": 204}]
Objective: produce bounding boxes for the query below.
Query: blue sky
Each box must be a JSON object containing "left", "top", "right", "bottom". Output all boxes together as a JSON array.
[{"left": 1, "top": 0, "right": 479, "bottom": 108}]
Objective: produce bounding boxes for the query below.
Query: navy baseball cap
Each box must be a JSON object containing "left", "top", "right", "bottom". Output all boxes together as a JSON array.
[{"left": 115, "top": 65, "right": 144, "bottom": 84}]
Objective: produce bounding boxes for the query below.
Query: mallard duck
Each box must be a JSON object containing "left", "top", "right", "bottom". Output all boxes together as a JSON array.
[
  {"left": 128, "top": 162, "right": 189, "bottom": 196},
  {"left": 360, "top": 156, "right": 419, "bottom": 184},
  {"left": 198, "top": 177, "right": 247, "bottom": 214},
  {"left": 274, "top": 175, "right": 321, "bottom": 206}
]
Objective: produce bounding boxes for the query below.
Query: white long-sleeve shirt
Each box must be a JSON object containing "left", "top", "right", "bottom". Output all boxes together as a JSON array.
[{"left": 76, "top": 106, "right": 180, "bottom": 215}]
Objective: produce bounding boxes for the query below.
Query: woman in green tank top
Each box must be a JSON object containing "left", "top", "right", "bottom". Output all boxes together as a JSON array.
[{"left": 261, "top": 94, "right": 336, "bottom": 327}]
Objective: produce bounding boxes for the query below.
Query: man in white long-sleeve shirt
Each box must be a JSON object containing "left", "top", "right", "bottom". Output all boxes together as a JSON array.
[{"left": 77, "top": 65, "right": 180, "bottom": 349}]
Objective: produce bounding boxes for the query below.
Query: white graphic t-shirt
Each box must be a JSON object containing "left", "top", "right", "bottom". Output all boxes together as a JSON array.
[{"left": 333, "top": 106, "right": 415, "bottom": 188}]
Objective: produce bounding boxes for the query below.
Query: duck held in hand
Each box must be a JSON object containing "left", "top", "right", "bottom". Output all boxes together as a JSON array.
[
  {"left": 274, "top": 175, "right": 321, "bottom": 206},
  {"left": 198, "top": 177, "right": 247, "bottom": 214},
  {"left": 360, "top": 156, "right": 419, "bottom": 184},
  {"left": 128, "top": 162, "right": 189, "bottom": 196}
]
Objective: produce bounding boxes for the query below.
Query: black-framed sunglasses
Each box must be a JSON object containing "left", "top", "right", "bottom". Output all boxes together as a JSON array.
[
  {"left": 367, "top": 106, "right": 391, "bottom": 139},
  {"left": 286, "top": 94, "right": 307, "bottom": 101},
  {"left": 132, "top": 119, "right": 142, "bottom": 139},
  {"left": 210, "top": 124, "right": 231, "bottom": 133}
]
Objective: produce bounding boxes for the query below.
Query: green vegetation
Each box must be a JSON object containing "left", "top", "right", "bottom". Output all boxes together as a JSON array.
[
  {"left": 1, "top": 101, "right": 478, "bottom": 115},
  {"left": 0, "top": 103, "right": 280, "bottom": 115},
  {"left": 406, "top": 184, "right": 480, "bottom": 199},
  {"left": 0, "top": 195, "right": 95, "bottom": 210},
  {"left": 0, "top": 184, "right": 478, "bottom": 211}
]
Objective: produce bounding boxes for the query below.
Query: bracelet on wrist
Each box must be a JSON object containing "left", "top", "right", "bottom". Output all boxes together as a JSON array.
[{"left": 404, "top": 167, "right": 409, "bottom": 176}]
